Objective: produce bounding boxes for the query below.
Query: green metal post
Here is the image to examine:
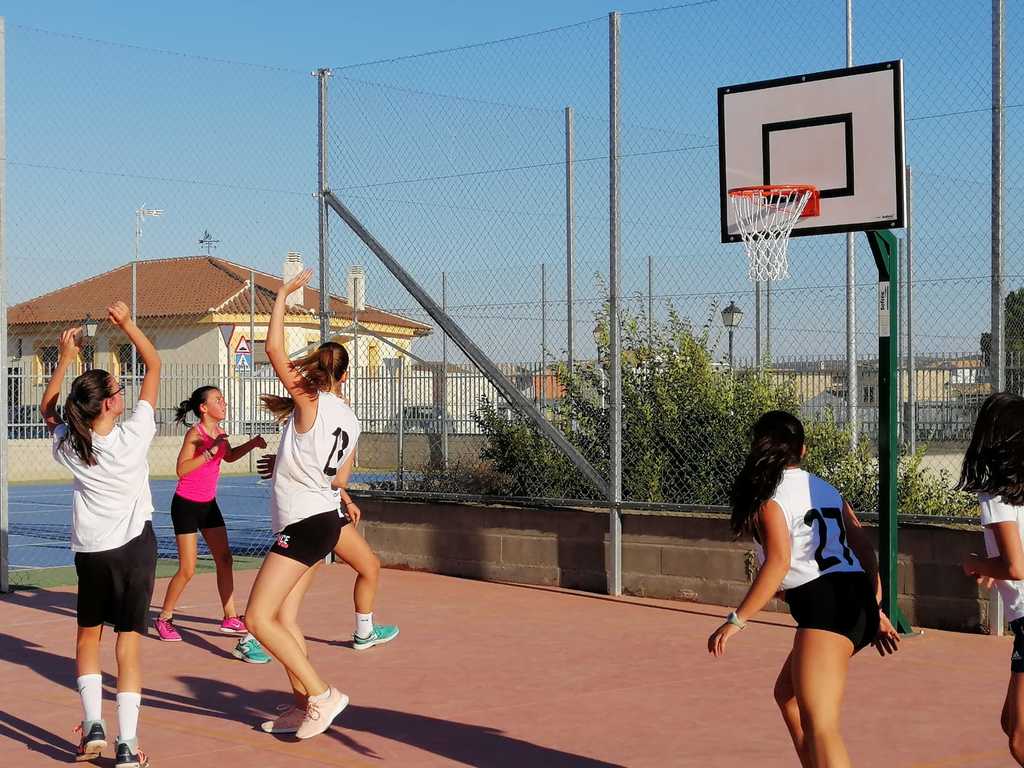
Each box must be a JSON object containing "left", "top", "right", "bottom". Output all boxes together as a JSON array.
[{"left": 866, "top": 230, "right": 912, "bottom": 633}]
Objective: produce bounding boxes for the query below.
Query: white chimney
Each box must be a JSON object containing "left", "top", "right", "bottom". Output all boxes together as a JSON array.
[
  {"left": 346, "top": 265, "right": 366, "bottom": 313},
  {"left": 283, "top": 252, "right": 304, "bottom": 308}
]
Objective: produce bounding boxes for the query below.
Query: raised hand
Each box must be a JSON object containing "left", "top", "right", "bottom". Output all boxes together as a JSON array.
[
  {"left": 279, "top": 268, "right": 313, "bottom": 297},
  {"left": 107, "top": 301, "right": 131, "bottom": 328},
  {"left": 58, "top": 327, "right": 83, "bottom": 361}
]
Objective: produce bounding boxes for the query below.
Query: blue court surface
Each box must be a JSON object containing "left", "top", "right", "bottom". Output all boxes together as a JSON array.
[{"left": 7, "top": 474, "right": 388, "bottom": 571}]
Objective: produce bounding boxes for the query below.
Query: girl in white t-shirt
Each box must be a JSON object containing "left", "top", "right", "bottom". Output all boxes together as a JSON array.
[
  {"left": 960, "top": 392, "right": 1024, "bottom": 765},
  {"left": 42, "top": 302, "right": 161, "bottom": 768},
  {"left": 244, "top": 268, "right": 357, "bottom": 740},
  {"left": 707, "top": 410, "right": 900, "bottom": 768}
]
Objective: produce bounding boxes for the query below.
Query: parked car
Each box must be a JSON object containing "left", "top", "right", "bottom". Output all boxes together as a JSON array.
[{"left": 385, "top": 405, "right": 456, "bottom": 434}]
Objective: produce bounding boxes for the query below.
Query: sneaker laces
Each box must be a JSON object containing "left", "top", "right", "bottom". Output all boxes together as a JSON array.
[
  {"left": 305, "top": 698, "right": 324, "bottom": 721},
  {"left": 73, "top": 724, "right": 83, "bottom": 736}
]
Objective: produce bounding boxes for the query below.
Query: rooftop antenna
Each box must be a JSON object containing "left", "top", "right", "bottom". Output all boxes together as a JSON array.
[{"left": 198, "top": 229, "right": 221, "bottom": 255}]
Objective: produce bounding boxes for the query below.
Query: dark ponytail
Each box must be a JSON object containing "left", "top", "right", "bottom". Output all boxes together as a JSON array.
[
  {"left": 262, "top": 342, "right": 349, "bottom": 422},
  {"left": 59, "top": 369, "right": 117, "bottom": 466},
  {"left": 175, "top": 386, "right": 218, "bottom": 424},
  {"left": 730, "top": 410, "right": 805, "bottom": 536},
  {"left": 957, "top": 392, "right": 1024, "bottom": 504}
]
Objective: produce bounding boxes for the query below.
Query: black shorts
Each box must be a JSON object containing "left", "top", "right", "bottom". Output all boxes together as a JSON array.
[
  {"left": 269, "top": 510, "right": 347, "bottom": 567},
  {"left": 170, "top": 494, "right": 226, "bottom": 535},
  {"left": 74, "top": 522, "right": 158, "bottom": 634},
  {"left": 785, "top": 571, "right": 880, "bottom": 653},
  {"left": 1009, "top": 618, "right": 1024, "bottom": 673}
]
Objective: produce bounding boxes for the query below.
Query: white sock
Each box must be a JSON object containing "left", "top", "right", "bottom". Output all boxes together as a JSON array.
[
  {"left": 356, "top": 613, "right": 373, "bottom": 638},
  {"left": 309, "top": 687, "right": 331, "bottom": 703},
  {"left": 77, "top": 674, "right": 103, "bottom": 722},
  {"left": 116, "top": 692, "right": 141, "bottom": 742},
  {"left": 241, "top": 632, "right": 256, "bottom": 644}
]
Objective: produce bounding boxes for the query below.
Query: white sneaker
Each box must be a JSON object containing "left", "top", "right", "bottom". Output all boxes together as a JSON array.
[{"left": 295, "top": 687, "right": 349, "bottom": 739}]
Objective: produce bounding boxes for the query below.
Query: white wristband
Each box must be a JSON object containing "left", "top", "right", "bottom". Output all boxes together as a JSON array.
[{"left": 726, "top": 611, "right": 746, "bottom": 630}]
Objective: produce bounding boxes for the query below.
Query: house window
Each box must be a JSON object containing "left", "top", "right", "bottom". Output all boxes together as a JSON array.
[
  {"left": 862, "top": 385, "right": 876, "bottom": 405},
  {"left": 118, "top": 344, "right": 145, "bottom": 378},
  {"left": 81, "top": 345, "right": 95, "bottom": 371}
]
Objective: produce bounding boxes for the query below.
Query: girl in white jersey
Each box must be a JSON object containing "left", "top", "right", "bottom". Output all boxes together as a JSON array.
[
  {"left": 244, "top": 268, "right": 357, "bottom": 740},
  {"left": 42, "top": 303, "right": 160, "bottom": 768},
  {"left": 708, "top": 411, "right": 899, "bottom": 768},
  {"left": 959, "top": 392, "right": 1024, "bottom": 766}
]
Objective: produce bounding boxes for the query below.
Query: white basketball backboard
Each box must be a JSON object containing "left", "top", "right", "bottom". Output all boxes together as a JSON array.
[{"left": 718, "top": 60, "right": 905, "bottom": 242}]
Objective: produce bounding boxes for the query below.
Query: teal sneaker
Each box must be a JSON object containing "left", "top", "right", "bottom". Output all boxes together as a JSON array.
[
  {"left": 353, "top": 624, "right": 399, "bottom": 651},
  {"left": 232, "top": 636, "right": 272, "bottom": 664}
]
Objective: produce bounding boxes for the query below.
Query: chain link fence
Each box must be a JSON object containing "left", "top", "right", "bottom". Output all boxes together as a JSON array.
[{"left": 1, "top": 2, "right": 1016, "bottom": 587}]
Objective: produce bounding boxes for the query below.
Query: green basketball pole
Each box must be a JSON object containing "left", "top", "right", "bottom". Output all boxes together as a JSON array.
[{"left": 865, "top": 229, "right": 912, "bottom": 634}]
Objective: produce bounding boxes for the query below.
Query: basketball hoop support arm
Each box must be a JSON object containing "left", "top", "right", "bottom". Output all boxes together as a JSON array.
[{"left": 866, "top": 229, "right": 912, "bottom": 634}]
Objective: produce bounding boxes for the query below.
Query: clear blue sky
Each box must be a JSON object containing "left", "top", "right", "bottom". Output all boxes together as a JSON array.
[
  {"left": 2, "top": 1, "right": 657, "bottom": 70},
  {"left": 2, "top": 1, "right": 1016, "bottom": 365}
]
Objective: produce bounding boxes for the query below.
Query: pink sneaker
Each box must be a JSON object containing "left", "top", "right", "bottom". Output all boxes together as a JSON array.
[
  {"left": 260, "top": 705, "right": 305, "bottom": 734},
  {"left": 154, "top": 617, "right": 182, "bottom": 642},
  {"left": 295, "top": 687, "right": 349, "bottom": 740},
  {"left": 219, "top": 616, "right": 247, "bottom": 635}
]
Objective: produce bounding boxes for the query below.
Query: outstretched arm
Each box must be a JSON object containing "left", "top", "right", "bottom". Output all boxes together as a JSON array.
[
  {"left": 41, "top": 328, "right": 82, "bottom": 433},
  {"left": 107, "top": 301, "right": 161, "bottom": 408}
]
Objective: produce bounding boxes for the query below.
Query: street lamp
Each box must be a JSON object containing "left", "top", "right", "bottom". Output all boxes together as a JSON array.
[
  {"left": 721, "top": 300, "right": 743, "bottom": 369},
  {"left": 83, "top": 314, "right": 98, "bottom": 338}
]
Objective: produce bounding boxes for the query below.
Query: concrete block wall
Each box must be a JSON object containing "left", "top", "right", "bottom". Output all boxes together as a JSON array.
[{"left": 359, "top": 498, "right": 990, "bottom": 633}]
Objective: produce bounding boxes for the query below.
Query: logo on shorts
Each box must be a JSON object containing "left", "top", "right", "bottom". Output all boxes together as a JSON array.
[
  {"left": 275, "top": 534, "right": 290, "bottom": 549},
  {"left": 1014, "top": 650, "right": 1022, "bottom": 662}
]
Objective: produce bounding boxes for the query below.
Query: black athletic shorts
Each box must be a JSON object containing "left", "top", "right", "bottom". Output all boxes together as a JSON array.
[
  {"left": 1009, "top": 618, "right": 1024, "bottom": 673},
  {"left": 170, "top": 494, "right": 226, "bottom": 535},
  {"left": 785, "top": 571, "right": 880, "bottom": 653},
  {"left": 269, "top": 510, "right": 347, "bottom": 567},
  {"left": 74, "top": 521, "right": 158, "bottom": 634}
]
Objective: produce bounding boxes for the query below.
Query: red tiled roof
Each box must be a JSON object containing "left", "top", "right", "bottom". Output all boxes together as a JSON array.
[{"left": 8, "top": 256, "right": 431, "bottom": 335}]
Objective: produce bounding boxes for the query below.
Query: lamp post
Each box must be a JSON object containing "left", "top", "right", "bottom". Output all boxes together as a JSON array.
[
  {"left": 721, "top": 300, "right": 743, "bottom": 369},
  {"left": 83, "top": 314, "right": 98, "bottom": 339}
]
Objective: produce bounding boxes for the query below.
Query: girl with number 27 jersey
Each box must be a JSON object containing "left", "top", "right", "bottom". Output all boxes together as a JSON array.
[{"left": 708, "top": 411, "right": 900, "bottom": 768}]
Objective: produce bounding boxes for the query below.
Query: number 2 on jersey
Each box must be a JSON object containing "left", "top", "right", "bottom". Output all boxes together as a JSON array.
[
  {"left": 802, "top": 507, "right": 854, "bottom": 572},
  {"left": 324, "top": 427, "right": 350, "bottom": 476}
]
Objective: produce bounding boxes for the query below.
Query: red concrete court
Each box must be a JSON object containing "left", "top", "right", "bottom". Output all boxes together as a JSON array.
[{"left": 0, "top": 567, "right": 1013, "bottom": 767}]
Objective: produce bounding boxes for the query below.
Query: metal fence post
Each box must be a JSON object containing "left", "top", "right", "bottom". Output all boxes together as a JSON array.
[
  {"left": 608, "top": 10, "right": 623, "bottom": 597},
  {"left": 397, "top": 363, "right": 405, "bottom": 490},
  {"left": 441, "top": 271, "right": 449, "bottom": 467},
  {"left": 316, "top": 68, "right": 331, "bottom": 345},
  {"left": 906, "top": 165, "right": 916, "bottom": 455},
  {"left": 845, "top": 0, "right": 858, "bottom": 448},
  {"left": 541, "top": 262, "right": 547, "bottom": 413},
  {"left": 249, "top": 269, "right": 257, "bottom": 473},
  {"left": 991, "top": 0, "right": 1006, "bottom": 636},
  {"left": 565, "top": 106, "right": 576, "bottom": 431},
  {"left": 0, "top": 17, "right": 8, "bottom": 592},
  {"left": 755, "top": 281, "right": 762, "bottom": 367}
]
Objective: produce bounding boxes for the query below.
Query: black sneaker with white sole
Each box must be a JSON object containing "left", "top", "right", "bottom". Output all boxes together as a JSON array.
[
  {"left": 74, "top": 719, "right": 107, "bottom": 762},
  {"left": 114, "top": 738, "right": 150, "bottom": 768}
]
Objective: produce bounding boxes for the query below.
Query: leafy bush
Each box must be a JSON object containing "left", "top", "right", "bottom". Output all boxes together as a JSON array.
[{"left": 441, "top": 302, "right": 979, "bottom": 518}]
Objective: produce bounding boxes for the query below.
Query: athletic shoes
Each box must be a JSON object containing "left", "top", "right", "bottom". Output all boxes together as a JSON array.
[
  {"left": 232, "top": 636, "right": 271, "bottom": 664},
  {"left": 154, "top": 617, "right": 181, "bottom": 642},
  {"left": 260, "top": 705, "right": 306, "bottom": 734},
  {"left": 219, "top": 616, "right": 247, "bottom": 635},
  {"left": 295, "top": 688, "right": 349, "bottom": 740},
  {"left": 353, "top": 624, "right": 399, "bottom": 651},
  {"left": 73, "top": 719, "right": 107, "bottom": 762},
  {"left": 113, "top": 738, "right": 149, "bottom": 768}
]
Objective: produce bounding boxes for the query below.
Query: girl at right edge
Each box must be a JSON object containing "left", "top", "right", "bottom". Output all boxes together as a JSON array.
[
  {"left": 708, "top": 410, "right": 900, "bottom": 768},
  {"left": 960, "top": 392, "right": 1024, "bottom": 766}
]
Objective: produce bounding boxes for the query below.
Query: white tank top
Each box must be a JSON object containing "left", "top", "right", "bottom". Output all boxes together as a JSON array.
[
  {"left": 754, "top": 468, "right": 864, "bottom": 591},
  {"left": 269, "top": 391, "right": 361, "bottom": 533}
]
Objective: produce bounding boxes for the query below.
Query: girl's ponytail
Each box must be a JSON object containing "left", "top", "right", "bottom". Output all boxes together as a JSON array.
[{"left": 730, "top": 410, "right": 805, "bottom": 536}]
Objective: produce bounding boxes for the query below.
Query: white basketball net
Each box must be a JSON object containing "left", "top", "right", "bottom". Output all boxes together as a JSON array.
[{"left": 729, "top": 188, "right": 813, "bottom": 282}]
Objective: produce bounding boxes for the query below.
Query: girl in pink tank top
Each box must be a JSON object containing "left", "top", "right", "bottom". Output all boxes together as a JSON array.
[{"left": 155, "top": 386, "right": 267, "bottom": 654}]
